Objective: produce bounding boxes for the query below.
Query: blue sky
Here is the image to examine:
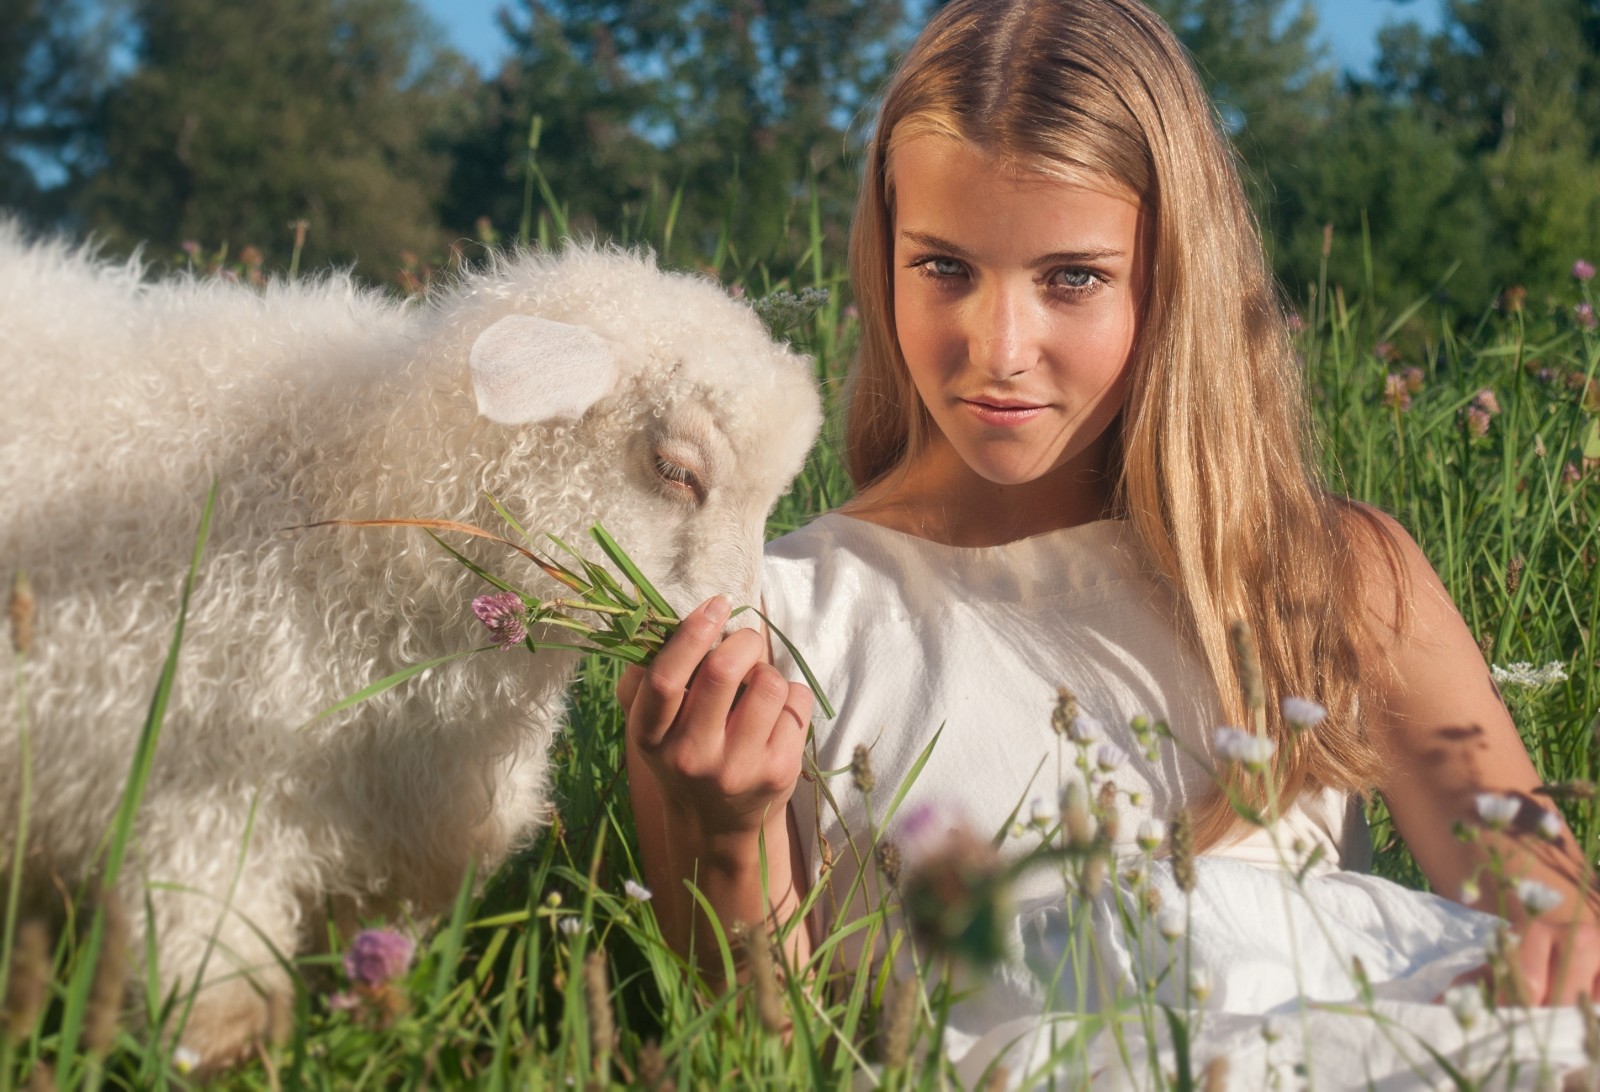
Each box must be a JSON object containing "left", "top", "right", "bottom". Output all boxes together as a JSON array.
[{"left": 419, "top": 0, "right": 1446, "bottom": 78}]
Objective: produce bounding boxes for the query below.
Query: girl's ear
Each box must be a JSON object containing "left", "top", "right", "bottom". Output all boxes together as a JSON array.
[{"left": 469, "top": 314, "right": 621, "bottom": 425}]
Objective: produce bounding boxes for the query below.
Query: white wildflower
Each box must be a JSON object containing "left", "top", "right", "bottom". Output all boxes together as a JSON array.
[
  {"left": 173, "top": 1046, "right": 201, "bottom": 1074},
  {"left": 1157, "top": 905, "right": 1186, "bottom": 940},
  {"left": 1459, "top": 878, "right": 1481, "bottom": 905},
  {"left": 1137, "top": 818, "right": 1165, "bottom": 852},
  {"left": 1189, "top": 966, "right": 1214, "bottom": 1004},
  {"left": 624, "top": 878, "right": 653, "bottom": 902},
  {"left": 558, "top": 916, "right": 589, "bottom": 937},
  {"left": 1069, "top": 714, "right": 1104, "bottom": 743},
  {"left": 1490, "top": 661, "right": 1569, "bottom": 689},
  {"left": 1516, "top": 878, "right": 1564, "bottom": 917},
  {"left": 1096, "top": 742, "right": 1128, "bottom": 773},
  {"left": 1535, "top": 809, "right": 1564, "bottom": 842},
  {"left": 1262, "top": 1014, "right": 1289, "bottom": 1043},
  {"left": 1280, "top": 696, "right": 1328, "bottom": 729},
  {"left": 1474, "top": 792, "right": 1520, "bottom": 830},
  {"left": 1213, "top": 726, "right": 1276, "bottom": 769},
  {"left": 1444, "top": 983, "right": 1484, "bottom": 1029},
  {"left": 1030, "top": 795, "right": 1057, "bottom": 829}
]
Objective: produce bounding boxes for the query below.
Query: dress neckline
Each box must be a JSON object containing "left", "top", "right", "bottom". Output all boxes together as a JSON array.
[{"left": 814, "top": 510, "right": 1130, "bottom": 555}]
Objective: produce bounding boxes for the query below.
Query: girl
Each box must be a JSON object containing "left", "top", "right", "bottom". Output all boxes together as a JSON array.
[{"left": 622, "top": 0, "right": 1600, "bottom": 1083}]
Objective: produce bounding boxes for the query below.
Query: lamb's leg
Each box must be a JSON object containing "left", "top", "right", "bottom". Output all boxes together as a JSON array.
[{"left": 127, "top": 833, "right": 305, "bottom": 1071}]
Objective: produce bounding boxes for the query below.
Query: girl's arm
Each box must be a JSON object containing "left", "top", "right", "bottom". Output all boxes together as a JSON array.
[
  {"left": 1361, "top": 510, "right": 1600, "bottom": 1004},
  {"left": 619, "top": 596, "right": 814, "bottom": 980}
]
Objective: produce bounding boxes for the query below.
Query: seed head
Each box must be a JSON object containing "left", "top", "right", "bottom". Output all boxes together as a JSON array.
[
  {"left": 737, "top": 926, "right": 785, "bottom": 1034},
  {"left": 1402, "top": 366, "right": 1425, "bottom": 393},
  {"left": 1096, "top": 780, "right": 1120, "bottom": 844},
  {"left": 1050, "top": 686, "right": 1079, "bottom": 736},
  {"left": 850, "top": 744, "right": 876, "bottom": 794},
  {"left": 8, "top": 573, "right": 34, "bottom": 656},
  {"left": 1506, "top": 555, "right": 1524, "bottom": 595},
  {"left": 3, "top": 919, "right": 50, "bottom": 1044},
  {"left": 1535, "top": 779, "right": 1596, "bottom": 801},
  {"left": 85, "top": 894, "right": 128, "bottom": 1056},
  {"left": 583, "top": 950, "right": 616, "bottom": 1057},
  {"left": 875, "top": 839, "right": 902, "bottom": 887},
  {"left": 1169, "top": 810, "right": 1196, "bottom": 894},
  {"left": 637, "top": 1040, "right": 673, "bottom": 1092},
  {"left": 1060, "top": 781, "right": 1095, "bottom": 848},
  {"left": 880, "top": 979, "right": 918, "bottom": 1070},
  {"left": 1228, "top": 621, "right": 1264, "bottom": 722}
]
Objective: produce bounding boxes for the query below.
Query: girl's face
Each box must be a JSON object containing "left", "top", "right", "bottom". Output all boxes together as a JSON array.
[{"left": 891, "top": 136, "right": 1147, "bottom": 495}]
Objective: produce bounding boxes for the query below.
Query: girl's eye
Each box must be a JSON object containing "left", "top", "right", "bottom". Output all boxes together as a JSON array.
[
  {"left": 1048, "top": 267, "right": 1102, "bottom": 294},
  {"left": 910, "top": 255, "right": 967, "bottom": 281},
  {"left": 653, "top": 454, "right": 704, "bottom": 502}
]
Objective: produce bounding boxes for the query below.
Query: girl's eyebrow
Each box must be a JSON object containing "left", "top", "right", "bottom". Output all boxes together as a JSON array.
[{"left": 898, "top": 229, "right": 1127, "bottom": 265}]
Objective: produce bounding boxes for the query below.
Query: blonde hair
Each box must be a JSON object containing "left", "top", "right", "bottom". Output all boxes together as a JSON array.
[{"left": 846, "top": 0, "right": 1394, "bottom": 849}]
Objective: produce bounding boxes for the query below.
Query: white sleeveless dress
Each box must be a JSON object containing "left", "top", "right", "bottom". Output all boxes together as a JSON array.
[{"left": 763, "top": 513, "right": 1590, "bottom": 1090}]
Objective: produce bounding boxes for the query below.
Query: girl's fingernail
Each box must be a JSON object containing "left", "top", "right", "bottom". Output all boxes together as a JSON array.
[{"left": 704, "top": 595, "right": 731, "bottom": 624}]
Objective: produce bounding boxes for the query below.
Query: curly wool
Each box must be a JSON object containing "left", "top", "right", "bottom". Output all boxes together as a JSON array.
[{"left": 0, "top": 223, "right": 821, "bottom": 1066}]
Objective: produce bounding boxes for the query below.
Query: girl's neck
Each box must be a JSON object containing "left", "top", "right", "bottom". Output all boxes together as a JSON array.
[{"left": 844, "top": 434, "right": 1116, "bottom": 548}]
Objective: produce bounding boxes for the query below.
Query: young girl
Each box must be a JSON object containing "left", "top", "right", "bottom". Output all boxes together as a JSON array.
[{"left": 622, "top": 0, "right": 1600, "bottom": 1083}]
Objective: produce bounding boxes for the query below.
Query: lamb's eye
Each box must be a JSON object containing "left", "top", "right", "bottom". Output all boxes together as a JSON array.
[{"left": 653, "top": 454, "right": 704, "bottom": 501}]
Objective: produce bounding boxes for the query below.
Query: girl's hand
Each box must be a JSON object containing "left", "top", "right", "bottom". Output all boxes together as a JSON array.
[
  {"left": 1506, "top": 918, "right": 1600, "bottom": 1006},
  {"left": 619, "top": 595, "right": 813, "bottom": 844}
]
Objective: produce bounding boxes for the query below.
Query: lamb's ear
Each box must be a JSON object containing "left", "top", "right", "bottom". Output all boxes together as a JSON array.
[{"left": 470, "top": 314, "right": 621, "bottom": 425}]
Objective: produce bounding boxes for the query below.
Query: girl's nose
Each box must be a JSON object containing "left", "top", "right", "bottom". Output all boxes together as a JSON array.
[{"left": 971, "top": 281, "right": 1042, "bottom": 380}]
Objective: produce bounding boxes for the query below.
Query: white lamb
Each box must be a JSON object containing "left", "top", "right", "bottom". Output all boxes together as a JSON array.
[{"left": 0, "top": 223, "right": 822, "bottom": 1067}]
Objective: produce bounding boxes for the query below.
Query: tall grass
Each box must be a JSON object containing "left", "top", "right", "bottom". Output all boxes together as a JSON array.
[{"left": 3, "top": 222, "right": 1598, "bottom": 1088}]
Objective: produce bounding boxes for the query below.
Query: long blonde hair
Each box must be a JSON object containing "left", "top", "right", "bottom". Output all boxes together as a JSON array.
[{"left": 846, "top": 0, "right": 1395, "bottom": 849}]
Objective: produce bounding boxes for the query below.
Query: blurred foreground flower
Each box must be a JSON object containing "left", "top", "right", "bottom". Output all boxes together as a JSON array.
[
  {"left": 1576, "top": 259, "right": 1596, "bottom": 282},
  {"left": 1212, "top": 726, "right": 1275, "bottom": 770},
  {"left": 1383, "top": 373, "right": 1412, "bottom": 411},
  {"left": 1515, "top": 879, "right": 1564, "bottom": 917},
  {"left": 345, "top": 928, "right": 414, "bottom": 987},
  {"left": 1578, "top": 302, "right": 1598, "bottom": 332},
  {"left": 330, "top": 928, "right": 414, "bottom": 1026},
  {"left": 1474, "top": 792, "right": 1520, "bottom": 830},
  {"left": 898, "top": 812, "right": 1010, "bottom": 968},
  {"left": 1281, "top": 696, "right": 1327, "bottom": 730}
]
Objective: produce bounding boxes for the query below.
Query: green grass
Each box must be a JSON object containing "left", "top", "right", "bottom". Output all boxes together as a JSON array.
[{"left": 3, "top": 232, "right": 1598, "bottom": 1089}]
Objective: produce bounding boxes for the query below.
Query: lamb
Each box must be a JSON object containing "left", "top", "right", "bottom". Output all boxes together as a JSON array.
[{"left": 0, "top": 222, "right": 823, "bottom": 1067}]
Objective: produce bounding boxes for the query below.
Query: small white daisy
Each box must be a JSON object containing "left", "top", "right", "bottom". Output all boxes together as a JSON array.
[
  {"left": 624, "top": 878, "right": 653, "bottom": 902},
  {"left": 1516, "top": 878, "right": 1564, "bottom": 917},
  {"left": 173, "top": 1046, "right": 201, "bottom": 1074},
  {"left": 1137, "top": 818, "right": 1165, "bottom": 852},
  {"left": 1095, "top": 742, "right": 1128, "bottom": 773},
  {"left": 1444, "top": 983, "right": 1484, "bottom": 1029},
  {"left": 1474, "top": 792, "right": 1520, "bottom": 830},
  {"left": 1189, "top": 966, "right": 1213, "bottom": 1003},
  {"left": 1157, "top": 905, "right": 1186, "bottom": 941},
  {"left": 1535, "top": 809, "right": 1563, "bottom": 842},
  {"left": 1213, "top": 726, "right": 1276, "bottom": 769},
  {"left": 1280, "top": 696, "right": 1328, "bottom": 729},
  {"left": 558, "top": 916, "right": 589, "bottom": 936},
  {"left": 1069, "top": 714, "right": 1104, "bottom": 743}
]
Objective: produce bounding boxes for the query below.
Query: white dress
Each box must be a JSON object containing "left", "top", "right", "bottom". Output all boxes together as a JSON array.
[{"left": 763, "top": 513, "right": 1591, "bottom": 1090}]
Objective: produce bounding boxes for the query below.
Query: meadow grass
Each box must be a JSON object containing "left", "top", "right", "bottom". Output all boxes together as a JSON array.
[{"left": 3, "top": 228, "right": 1599, "bottom": 1089}]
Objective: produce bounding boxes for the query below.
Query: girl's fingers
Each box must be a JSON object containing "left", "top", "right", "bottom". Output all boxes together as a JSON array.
[
  {"left": 675, "top": 627, "right": 767, "bottom": 750},
  {"left": 721, "top": 661, "right": 792, "bottom": 765},
  {"left": 617, "top": 664, "right": 642, "bottom": 709},
  {"left": 630, "top": 596, "right": 732, "bottom": 748}
]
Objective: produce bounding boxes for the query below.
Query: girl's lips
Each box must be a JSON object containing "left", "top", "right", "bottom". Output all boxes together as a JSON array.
[{"left": 960, "top": 398, "right": 1047, "bottom": 426}]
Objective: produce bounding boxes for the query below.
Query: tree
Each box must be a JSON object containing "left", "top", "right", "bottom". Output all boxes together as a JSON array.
[
  {"left": 0, "top": 0, "right": 117, "bottom": 224},
  {"left": 443, "top": 0, "right": 920, "bottom": 272},
  {"left": 79, "top": 0, "right": 475, "bottom": 273}
]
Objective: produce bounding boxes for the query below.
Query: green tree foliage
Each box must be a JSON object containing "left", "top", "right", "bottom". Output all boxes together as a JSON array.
[
  {"left": 79, "top": 0, "right": 474, "bottom": 271},
  {"left": 443, "top": 0, "right": 917, "bottom": 271},
  {"left": 0, "top": 0, "right": 117, "bottom": 223}
]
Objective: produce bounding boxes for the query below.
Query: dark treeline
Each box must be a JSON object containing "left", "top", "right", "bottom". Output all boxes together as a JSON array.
[{"left": 4, "top": 0, "right": 1599, "bottom": 313}]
